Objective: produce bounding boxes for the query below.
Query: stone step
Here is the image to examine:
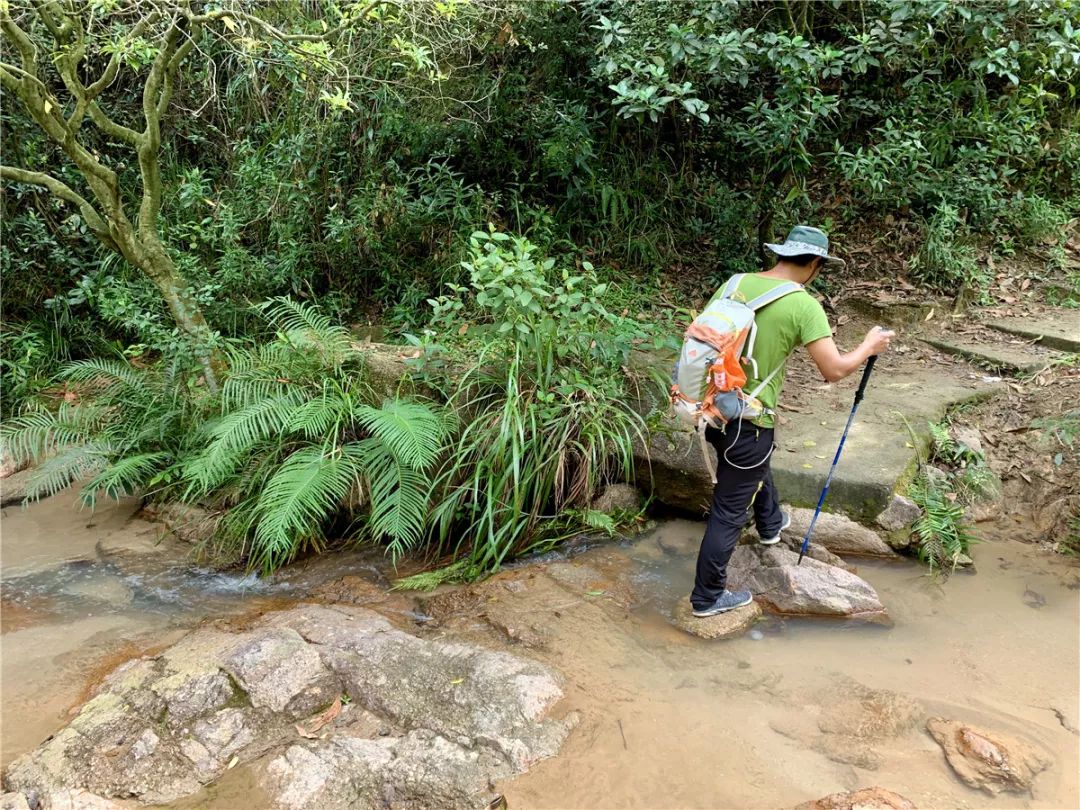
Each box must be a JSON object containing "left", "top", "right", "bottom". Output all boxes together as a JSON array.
[
  {"left": 985, "top": 311, "right": 1080, "bottom": 353},
  {"left": 921, "top": 337, "right": 1061, "bottom": 375}
]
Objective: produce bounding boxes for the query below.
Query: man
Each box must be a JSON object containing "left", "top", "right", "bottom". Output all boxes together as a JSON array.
[{"left": 690, "top": 225, "right": 894, "bottom": 618}]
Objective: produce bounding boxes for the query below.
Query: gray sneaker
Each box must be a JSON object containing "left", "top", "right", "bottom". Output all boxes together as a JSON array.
[
  {"left": 692, "top": 589, "right": 753, "bottom": 617},
  {"left": 759, "top": 510, "right": 791, "bottom": 545}
]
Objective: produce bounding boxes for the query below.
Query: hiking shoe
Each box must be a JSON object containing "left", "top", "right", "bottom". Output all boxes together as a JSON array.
[
  {"left": 692, "top": 590, "right": 753, "bottom": 617},
  {"left": 759, "top": 510, "right": 791, "bottom": 545}
]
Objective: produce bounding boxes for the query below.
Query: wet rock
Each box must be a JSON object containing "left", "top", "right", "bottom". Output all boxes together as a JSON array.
[
  {"left": 0, "top": 793, "right": 30, "bottom": 810},
  {"left": 818, "top": 679, "right": 923, "bottom": 739},
  {"left": 590, "top": 483, "right": 643, "bottom": 515},
  {"left": 782, "top": 507, "right": 898, "bottom": 557},
  {"left": 875, "top": 495, "right": 921, "bottom": 533},
  {"left": 312, "top": 575, "right": 388, "bottom": 606},
  {"left": 727, "top": 546, "right": 888, "bottom": 620},
  {"left": 139, "top": 502, "right": 220, "bottom": 545},
  {"left": 0, "top": 467, "right": 32, "bottom": 507},
  {"left": 60, "top": 575, "right": 134, "bottom": 607},
  {"left": 794, "top": 786, "right": 916, "bottom": 809},
  {"left": 671, "top": 599, "right": 762, "bottom": 640},
  {"left": 41, "top": 791, "right": 127, "bottom": 810},
  {"left": 6, "top": 605, "right": 573, "bottom": 808},
  {"left": 775, "top": 537, "right": 855, "bottom": 571},
  {"left": 925, "top": 717, "right": 1052, "bottom": 795}
]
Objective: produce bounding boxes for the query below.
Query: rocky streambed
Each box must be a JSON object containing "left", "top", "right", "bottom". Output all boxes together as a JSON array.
[{"left": 2, "top": 491, "right": 1078, "bottom": 810}]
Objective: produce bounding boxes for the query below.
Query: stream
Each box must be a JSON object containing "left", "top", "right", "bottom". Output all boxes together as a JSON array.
[{"left": 1, "top": 495, "right": 1078, "bottom": 808}]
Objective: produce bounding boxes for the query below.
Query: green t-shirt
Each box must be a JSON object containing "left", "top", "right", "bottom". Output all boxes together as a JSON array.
[{"left": 706, "top": 274, "right": 832, "bottom": 428}]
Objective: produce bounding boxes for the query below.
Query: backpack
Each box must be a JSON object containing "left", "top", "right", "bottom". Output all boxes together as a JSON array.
[{"left": 670, "top": 274, "right": 803, "bottom": 480}]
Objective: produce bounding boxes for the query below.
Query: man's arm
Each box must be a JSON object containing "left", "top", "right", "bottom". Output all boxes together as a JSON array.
[{"left": 806, "top": 327, "right": 894, "bottom": 383}]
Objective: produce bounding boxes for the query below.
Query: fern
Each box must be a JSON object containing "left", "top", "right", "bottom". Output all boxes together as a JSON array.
[
  {"left": 81, "top": 451, "right": 172, "bottom": 506},
  {"left": 352, "top": 437, "right": 431, "bottom": 558},
  {"left": 22, "top": 443, "right": 110, "bottom": 502},
  {"left": 250, "top": 445, "right": 362, "bottom": 572},
  {"left": 353, "top": 400, "right": 450, "bottom": 471}
]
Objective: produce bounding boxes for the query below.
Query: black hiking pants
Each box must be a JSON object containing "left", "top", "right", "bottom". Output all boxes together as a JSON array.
[{"left": 690, "top": 421, "right": 783, "bottom": 610}]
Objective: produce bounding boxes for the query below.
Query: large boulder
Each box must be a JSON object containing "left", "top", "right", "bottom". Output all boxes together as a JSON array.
[
  {"left": 783, "top": 507, "right": 898, "bottom": 558},
  {"left": 5, "top": 605, "right": 575, "bottom": 809},
  {"left": 727, "top": 545, "right": 888, "bottom": 620},
  {"left": 925, "top": 717, "right": 1052, "bottom": 795}
]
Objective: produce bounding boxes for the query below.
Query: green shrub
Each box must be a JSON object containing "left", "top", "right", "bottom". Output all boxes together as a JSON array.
[
  {"left": 1004, "top": 194, "right": 1070, "bottom": 247},
  {"left": 909, "top": 204, "right": 985, "bottom": 293}
]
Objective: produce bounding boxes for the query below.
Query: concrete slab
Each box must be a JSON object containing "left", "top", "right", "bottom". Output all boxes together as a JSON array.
[
  {"left": 986, "top": 311, "right": 1080, "bottom": 353},
  {"left": 634, "top": 355, "right": 1000, "bottom": 522},
  {"left": 920, "top": 337, "right": 1059, "bottom": 374}
]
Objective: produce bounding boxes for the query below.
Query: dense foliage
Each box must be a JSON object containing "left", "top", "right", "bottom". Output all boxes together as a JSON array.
[{"left": 2, "top": 1, "right": 1078, "bottom": 574}]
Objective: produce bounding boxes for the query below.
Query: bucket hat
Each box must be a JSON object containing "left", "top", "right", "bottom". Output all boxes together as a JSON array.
[{"left": 764, "top": 225, "right": 845, "bottom": 269}]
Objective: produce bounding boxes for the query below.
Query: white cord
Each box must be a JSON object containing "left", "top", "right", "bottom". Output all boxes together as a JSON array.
[{"left": 722, "top": 398, "right": 777, "bottom": 471}]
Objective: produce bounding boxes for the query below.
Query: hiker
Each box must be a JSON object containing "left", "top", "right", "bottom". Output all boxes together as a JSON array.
[{"left": 689, "top": 225, "right": 894, "bottom": 618}]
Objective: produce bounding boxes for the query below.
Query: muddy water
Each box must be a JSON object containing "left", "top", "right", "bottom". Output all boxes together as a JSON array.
[
  {"left": 2, "top": 495, "right": 1078, "bottom": 809},
  {"left": 0, "top": 492, "right": 298, "bottom": 765},
  {"left": 504, "top": 518, "right": 1080, "bottom": 809}
]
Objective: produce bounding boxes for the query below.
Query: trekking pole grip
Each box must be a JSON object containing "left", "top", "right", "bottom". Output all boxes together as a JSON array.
[{"left": 854, "top": 354, "right": 877, "bottom": 405}]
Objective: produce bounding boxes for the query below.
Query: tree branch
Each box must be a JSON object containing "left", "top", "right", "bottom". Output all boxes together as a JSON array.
[{"left": 1, "top": 165, "right": 117, "bottom": 249}]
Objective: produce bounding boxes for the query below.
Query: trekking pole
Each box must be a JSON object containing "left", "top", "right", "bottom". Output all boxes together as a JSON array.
[{"left": 797, "top": 353, "right": 879, "bottom": 565}]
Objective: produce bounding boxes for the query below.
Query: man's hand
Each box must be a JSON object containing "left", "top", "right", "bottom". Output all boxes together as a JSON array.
[
  {"left": 806, "top": 326, "right": 897, "bottom": 383},
  {"left": 862, "top": 326, "right": 895, "bottom": 356}
]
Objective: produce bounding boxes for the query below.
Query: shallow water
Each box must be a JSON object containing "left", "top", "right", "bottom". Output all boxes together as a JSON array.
[
  {"left": 504, "top": 518, "right": 1080, "bottom": 809},
  {"left": 1, "top": 495, "right": 1078, "bottom": 808}
]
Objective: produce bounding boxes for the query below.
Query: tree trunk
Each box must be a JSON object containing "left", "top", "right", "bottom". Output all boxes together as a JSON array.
[{"left": 139, "top": 247, "right": 222, "bottom": 392}]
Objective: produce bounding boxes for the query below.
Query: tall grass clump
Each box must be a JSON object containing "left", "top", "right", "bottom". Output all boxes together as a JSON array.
[{"left": 396, "top": 229, "right": 664, "bottom": 587}]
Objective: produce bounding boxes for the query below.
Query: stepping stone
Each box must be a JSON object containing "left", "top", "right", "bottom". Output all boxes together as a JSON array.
[
  {"left": 672, "top": 599, "right": 761, "bottom": 639},
  {"left": 921, "top": 337, "right": 1059, "bottom": 375},
  {"left": 986, "top": 311, "right": 1080, "bottom": 353}
]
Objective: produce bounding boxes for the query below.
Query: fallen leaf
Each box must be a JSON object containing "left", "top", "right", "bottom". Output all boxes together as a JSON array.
[
  {"left": 295, "top": 696, "right": 342, "bottom": 738},
  {"left": 802, "top": 463, "right": 814, "bottom": 469},
  {"left": 227, "top": 756, "right": 238, "bottom": 769},
  {"left": 457, "top": 323, "right": 469, "bottom": 335},
  {"left": 924, "top": 308, "right": 935, "bottom": 322},
  {"left": 803, "top": 440, "right": 817, "bottom": 448},
  {"left": 450, "top": 678, "right": 464, "bottom": 685},
  {"left": 585, "top": 589, "right": 605, "bottom": 597}
]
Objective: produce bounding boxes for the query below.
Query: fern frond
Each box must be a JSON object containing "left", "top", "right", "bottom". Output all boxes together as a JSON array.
[
  {"left": 206, "top": 392, "right": 304, "bottom": 453},
  {"left": 249, "top": 445, "right": 362, "bottom": 573},
  {"left": 60, "top": 358, "right": 147, "bottom": 393},
  {"left": 258, "top": 297, "right": 353, "bottom": 358},
  {"left": 351, "top": 437, "right": 429, "bottom": 557},
  {"left": 353, "top": 400, "right": 449, "bottom": 471},
  {"left": 23, "top": 443, "right": 110, "bottom": 502},
  {"left": 81, "top": 451, "right": 172, "bottom": 506}
]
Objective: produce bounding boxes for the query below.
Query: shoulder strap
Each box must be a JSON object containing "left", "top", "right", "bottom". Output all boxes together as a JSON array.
[
  {"left": 718, "top": 274, "right": 745, "bottom": 301},
  {"left": 745, "top": 281, "right": 803, "bottom": 311}
]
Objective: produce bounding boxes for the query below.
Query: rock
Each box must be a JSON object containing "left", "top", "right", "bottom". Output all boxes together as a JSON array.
[
  {"left": 60, "top": 574, "right": 135, "bottom": 606},
  {"left": 223, "top": 628, "right": 339, "bottom": 717},
  {"left": 818, "top": 679, "right": 923, "bottom": 739},
  {"left": 262, "top": 730, "right": 511, "bottom": 810},
  {"left": 727, "top": 545, "right": 888, "bottom": 621},
  {"left": 6, "top": 605, "right": 573, "bottom": 808},
  {"left": 41, "top": 791, "right": 127, "bottom": 810},
  {"left": 590, "top": 483, "right": 643, "bottom": 514},
  {"left": 923, "top": 466, "right": 949, "bottom": 488},
  {"left": 671, "top": 599, "right": 762, "bottom": 639},
  {"left": 0, "top": 793, "right": 30, "bottom": 810},
  {"left": 0, "top": 467, "right": 32, "bottom": 507},
  {"left": 312, "top": 575, "right": 388, "bottom": 606},
  {"left": 0, "top": 446, "right": 27, "bottom": 479},
  {"left": 925, "top": 717, "right": 1052, "bottom": 795},
  {"left": 949, "top": 425, "right": 985, "bottom": 458},
  {"left": 875, "top": 495, "right": 921, "bottom": 533},
  {"left": 794, "top": 786, "right": 916, "bottom": 810},
  {"left": 139, "top": 502, "right": 220, "bottom": 545},
  {"left": 783, "top": 507, "right": 898, "bottom": 557}
]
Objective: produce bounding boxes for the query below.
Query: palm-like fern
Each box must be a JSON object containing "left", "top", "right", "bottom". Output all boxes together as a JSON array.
[{"left": 1, "top": 298, "right": 450, "bottom": 574}]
